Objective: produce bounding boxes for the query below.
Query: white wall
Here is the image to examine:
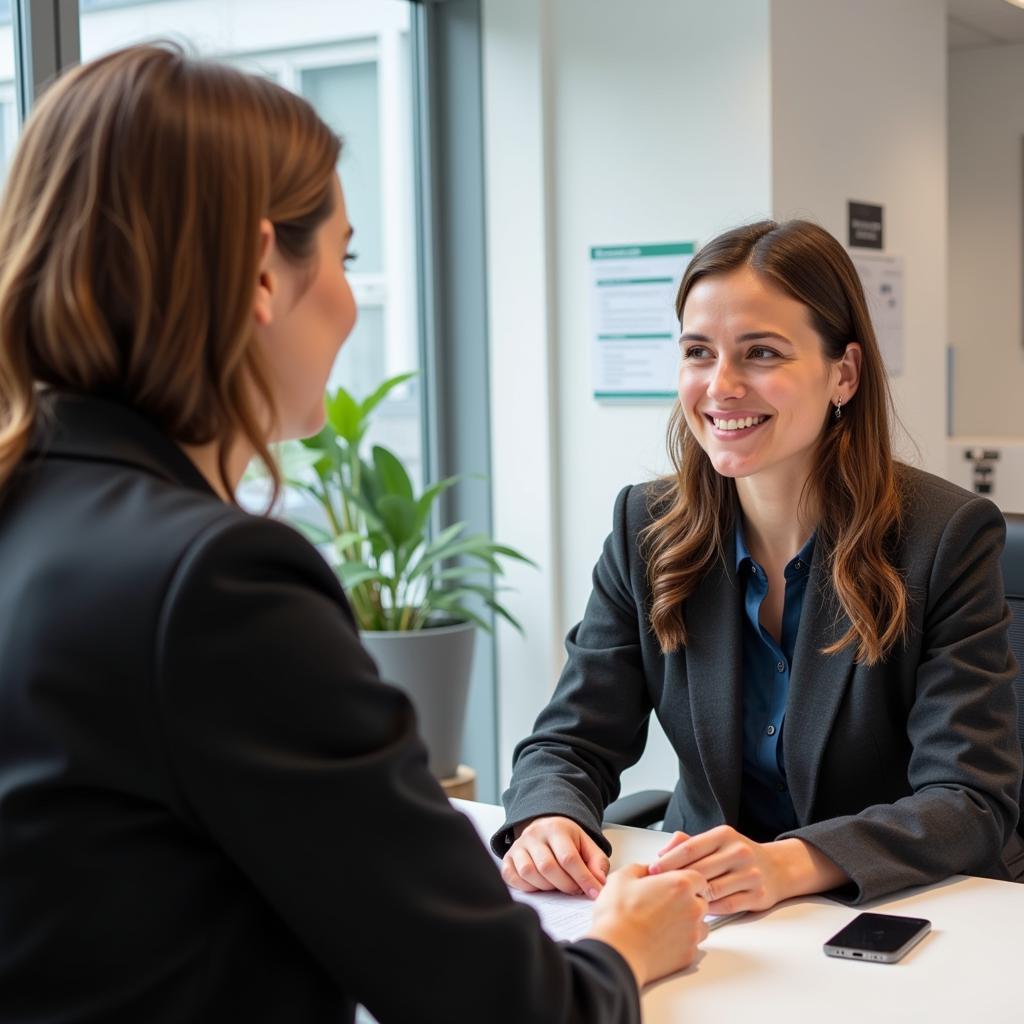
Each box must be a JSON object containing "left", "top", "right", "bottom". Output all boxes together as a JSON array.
[
  {"left": 771, "top": 0, "right": 949, "bottom": 473},
  {"left": 484, "top": 0, "right": 773, "bottom": 794},
  {"left": 948, "top": 41, "right": 1024, "bottom": 438}
]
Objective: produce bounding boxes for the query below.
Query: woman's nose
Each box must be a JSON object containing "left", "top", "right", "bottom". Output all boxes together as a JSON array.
[{"left": 707, "top": 358, "right": 745, "bottom": 399}]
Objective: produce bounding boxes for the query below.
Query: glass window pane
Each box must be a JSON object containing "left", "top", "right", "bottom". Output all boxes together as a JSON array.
[
  {"left": 76, "top": 0, "right": 423, "bottom": 491},
  {"left": 303, "top": 62, "right": 382, "bottom": 274},
  {"left": 0, "top": 1, "right": 19, "bottom": 187}
]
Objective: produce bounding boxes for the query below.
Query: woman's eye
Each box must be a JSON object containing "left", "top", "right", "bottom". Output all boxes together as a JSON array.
[
  {"left": 343, "top": 251, "right": 358, "bottom": 266},
  {"left": 748, "top": 346, "right": 779, "bottom": 360},
  {"left": 683, "top": 345, "right": 711, "bottom": 360}
]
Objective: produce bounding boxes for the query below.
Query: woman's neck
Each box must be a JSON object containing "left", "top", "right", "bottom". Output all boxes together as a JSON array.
[
  {"left": 180, "top": 438, "right": 254, "bottom": 502},
  {"left": 735, "top": 469, "right": 817, "bottom": 567}
]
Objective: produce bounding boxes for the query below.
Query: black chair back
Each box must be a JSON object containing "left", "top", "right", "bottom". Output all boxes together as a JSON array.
[{"left": 1001, "top": 512, "right": 1024, "bottom": 838}]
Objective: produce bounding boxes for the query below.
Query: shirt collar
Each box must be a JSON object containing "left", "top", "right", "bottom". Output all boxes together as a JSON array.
[
  {"left": 27, "top": 390, "right": 218, "bottom": 498},
  {"left": 734, "top": 517, "right": 816, "bottom": 577}
]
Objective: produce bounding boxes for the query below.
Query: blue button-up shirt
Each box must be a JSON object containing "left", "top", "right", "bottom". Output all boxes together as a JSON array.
[{"left": 735, "top": 521, "right": 815, "bottom": 841}]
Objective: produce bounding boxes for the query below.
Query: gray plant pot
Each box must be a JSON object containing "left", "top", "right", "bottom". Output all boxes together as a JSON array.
[{"left": 360, "top": 620, "right": 476, "bottom": 779}]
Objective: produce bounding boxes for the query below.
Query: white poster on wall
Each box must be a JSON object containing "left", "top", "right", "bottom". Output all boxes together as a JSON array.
[
  {"left": 590, "top": 242, "right": 695, "bottom": 400},
  {"left": 850, "top": 251, "right": 905, "bottom": 376}
]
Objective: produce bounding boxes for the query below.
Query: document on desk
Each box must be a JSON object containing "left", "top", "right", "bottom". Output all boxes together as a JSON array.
[
  {"left": 509, "top": 887, "right": 740, "bottom": 943},
  {"left": 450, "top": 798, "right": 742, "bottom": 941}
]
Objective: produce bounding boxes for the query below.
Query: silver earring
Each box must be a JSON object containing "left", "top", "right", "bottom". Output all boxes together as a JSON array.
[{"left": 834, "top": 398, "right": 842, "bottom": 420}]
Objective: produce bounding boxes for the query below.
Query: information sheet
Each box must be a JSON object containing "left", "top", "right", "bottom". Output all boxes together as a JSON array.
[
  {"left": 849, "top": 251, "right": 905, "bottom": 376},
  {"left": 590, "top": 242, "right": 695, "bottom": 400}
]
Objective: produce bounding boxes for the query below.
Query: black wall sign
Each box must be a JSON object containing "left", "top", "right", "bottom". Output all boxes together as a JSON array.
[{"left": 848, "top": 201, "right": 883, "bottom": 249}]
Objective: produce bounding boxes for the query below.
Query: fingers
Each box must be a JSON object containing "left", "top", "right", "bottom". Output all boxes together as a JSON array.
[
  {"left": 503, "top": 818, "right": 611, "bottom": 898},
  {"left": 642, "top": 865, "right": 709, "bottom": 907},
  {"left": 656, "top": 830, "right": 690, "bottom": 857},
  {"left": 501, "top": 850, "right": 544, "bottom": 892},
  {"left": 648, "top": 825, "right": 734, "bottom": 874},
  {"left": 581, "top": 834, "right": 611, "bottom": 885},
  {"left": 590, "top": 866, "right": 711, "bottom": 986},
  {"left": 503, "top": 844, "right": 584, "bottom": 895},
  {"left": 648, "top": 825, "right": 779, "bottom": 914},
  {"left": 550, "top": 833, "right": 606, "bottom": 898}
]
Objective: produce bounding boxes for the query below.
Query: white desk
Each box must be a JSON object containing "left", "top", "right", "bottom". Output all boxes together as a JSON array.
[{"left": 455, "top": 800, "right": 1023, "bottom": 1023}]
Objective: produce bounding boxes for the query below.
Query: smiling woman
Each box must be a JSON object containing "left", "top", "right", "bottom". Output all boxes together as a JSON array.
[
  {"left": 678, "top": 266, "right": 860, "bottom": 490},
  {"left": 494, "top": 219, "right": 1024, "bottom": 919},
  {"left": 652, "top": 222, "right": 892, "bottom": 662}
]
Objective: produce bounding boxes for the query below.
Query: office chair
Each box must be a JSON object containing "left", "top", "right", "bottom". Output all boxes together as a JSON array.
[
  {"left": 1001, "top": 512, "right": 1024, "bottom": 839},
  {"left": 603, "top": 788, "right": 671, "bottom": 828},
  {"left": 607, "top": 511, "right": 1024, "bottom": 834}
]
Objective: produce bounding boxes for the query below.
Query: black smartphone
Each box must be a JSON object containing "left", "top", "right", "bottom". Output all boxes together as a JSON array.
[{"left": 823, "top": 912, "right": 931, "bottom": 963}]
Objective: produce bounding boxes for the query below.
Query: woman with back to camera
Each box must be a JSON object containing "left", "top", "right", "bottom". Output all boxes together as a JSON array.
[
  {"left": 496, "top": 220, "right": 1024, "bottom": 911},
  {"left": 0, "top": 44, "right": 710, "bottom": 1024}
]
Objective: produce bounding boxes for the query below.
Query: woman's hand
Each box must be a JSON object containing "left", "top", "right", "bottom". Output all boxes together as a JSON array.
[
  {"left": 648, "top": 826, "right": 848, "bottom": 915},
  {"left": 501, "top": 815, "right": 610, "bottom": 898},
  {"left": 587, "top": 864, "right": 709, "bottom": 988}
]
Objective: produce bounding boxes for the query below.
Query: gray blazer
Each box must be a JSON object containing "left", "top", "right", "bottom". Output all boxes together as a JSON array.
[{"left": 495, "top": 467, "right": 1024, "bottom": 903}]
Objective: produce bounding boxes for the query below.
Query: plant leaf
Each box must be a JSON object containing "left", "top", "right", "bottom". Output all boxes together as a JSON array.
[
  {"left": 372, "top": 445, "right": 414, "bottom": 501},
  {"left": 376, "top": 494, "right": 419, "bottom": 547},
  {"left": 359, "top": 370, "right": 417, "bottom": 419},
  {"left": 433, "top": 566, "right": 497, "bottom": 582},
  {"left": 483, "top": 543, "right": 537, "bottom": 567},
  {"left": 289, "top": 519, "right": 333, "bottom": 545},
  {"left": 414, "top": 475, "right": 460, "bottom": 533},
  {"left": 337, "top": 561, "right": 388, "bottom": 590},
  {"left": 331, "top": 531, "right": 366, "bottom": 554},
  {"left": 427, "top": 596, "right": 493, "bottom": 633},
  {"left": 325, "top": 387, "right": 364, "bottom": 444},
  {"left": 339, "top": 480, "right": 384, "bottom": 532},
  {"left": 275, "top": 440, "right": 326, "bottom": 480}
]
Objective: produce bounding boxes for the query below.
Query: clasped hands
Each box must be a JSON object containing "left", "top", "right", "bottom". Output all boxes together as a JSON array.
[{"left": 502, "top": 814, "right": 797, "bottom": 916}]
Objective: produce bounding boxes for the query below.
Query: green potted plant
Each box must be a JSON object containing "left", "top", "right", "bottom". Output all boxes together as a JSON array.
[{"left": 278, "top": 372, "right": 533, "bottom": 778}]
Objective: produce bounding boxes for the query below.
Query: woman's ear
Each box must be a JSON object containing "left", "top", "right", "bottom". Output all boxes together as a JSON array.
[
  {"left": 836, "top": 341, "right": 862, "bottom": 403},
  {"left": 252, "top": 218, "right": 277, "bottom": 327}
]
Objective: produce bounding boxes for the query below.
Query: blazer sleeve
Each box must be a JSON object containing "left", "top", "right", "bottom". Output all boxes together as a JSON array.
[
  {"left": 493, "top": 485, "right": 655, "bottom": 856},
  {"left": 779, "top": 496, "right": 1022, "bottom": 903},
  {"left": 153, "top": 515, "right": 639, "bottom": 1024}
]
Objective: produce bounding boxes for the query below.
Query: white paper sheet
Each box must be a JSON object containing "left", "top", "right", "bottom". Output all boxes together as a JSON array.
[{"left": 509, "top": 885, "right": 741, "bottom": 942}]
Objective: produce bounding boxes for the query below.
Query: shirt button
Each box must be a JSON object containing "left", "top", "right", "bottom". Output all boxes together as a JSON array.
[
  {"left": 776, "top": 660, "right": 785, "bottom": 673},
  {"left": 794, "top": 560, "right": 803, "bottom": 570},
  {"left": 766, "top": 724, "right": 776, "bottom": 736}
]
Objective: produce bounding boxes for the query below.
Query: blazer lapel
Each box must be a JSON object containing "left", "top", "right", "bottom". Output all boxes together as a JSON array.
[
  {"left": 784, "top": 543, "right": 856, "bottom": 822},
  {"left": 683, "top": 543, "right": 744, "bottom": 824}
]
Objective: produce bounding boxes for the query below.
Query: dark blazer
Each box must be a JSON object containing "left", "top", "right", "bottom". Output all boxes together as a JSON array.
[
  {"left": 0, "top": 394, "right": 639, "bottom": 1024},
  {"left": 495, "top": 472, "right": 1024, "bottom": 903}
]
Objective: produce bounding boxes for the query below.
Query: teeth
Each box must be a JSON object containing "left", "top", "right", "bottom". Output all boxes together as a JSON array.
[{"left": 712, "top": 415, "right": 765, "bottom": 431}]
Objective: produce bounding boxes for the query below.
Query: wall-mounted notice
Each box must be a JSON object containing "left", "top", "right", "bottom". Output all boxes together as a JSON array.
[
  {"left": 590, "top": 242, "right": 694, "bottom": 400},
  {"left": 848, "top": 201, "right": 883, "bottom": 249},
  {"left": 850, "top": 250, "right": 904, "bottom": 376}
]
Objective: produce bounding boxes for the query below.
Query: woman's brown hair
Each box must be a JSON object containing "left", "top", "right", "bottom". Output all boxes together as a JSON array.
[
  {"left": 642, "top": 220, "right": 906, "bottom": 665},
  {"left": 0, "top": 43, "right": 341, "bottom": 500}
]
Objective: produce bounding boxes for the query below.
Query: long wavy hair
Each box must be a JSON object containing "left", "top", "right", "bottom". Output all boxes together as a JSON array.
[
  {"left": 641, "top": 220, "right": 906, "bottom": 665},
  {"left": 0, "top": 44, "right": 341, "bottom": 501}
]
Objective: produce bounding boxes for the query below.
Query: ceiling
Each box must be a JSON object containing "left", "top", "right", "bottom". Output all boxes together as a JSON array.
[{"left": 948, "top": 0, "right": 1024, "bottom": 49}]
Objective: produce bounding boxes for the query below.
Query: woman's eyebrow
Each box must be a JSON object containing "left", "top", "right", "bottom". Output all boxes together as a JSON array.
[
  {"left": 678, "top": 330, "right": 793, "bottom": 344},
  {"left": 737, "top": 330, "right": 792, "bottom": 344}
]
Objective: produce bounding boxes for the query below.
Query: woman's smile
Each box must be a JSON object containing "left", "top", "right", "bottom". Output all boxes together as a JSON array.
[{"left": 703, "top": 412, "right": 772, "bottom": 439}]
